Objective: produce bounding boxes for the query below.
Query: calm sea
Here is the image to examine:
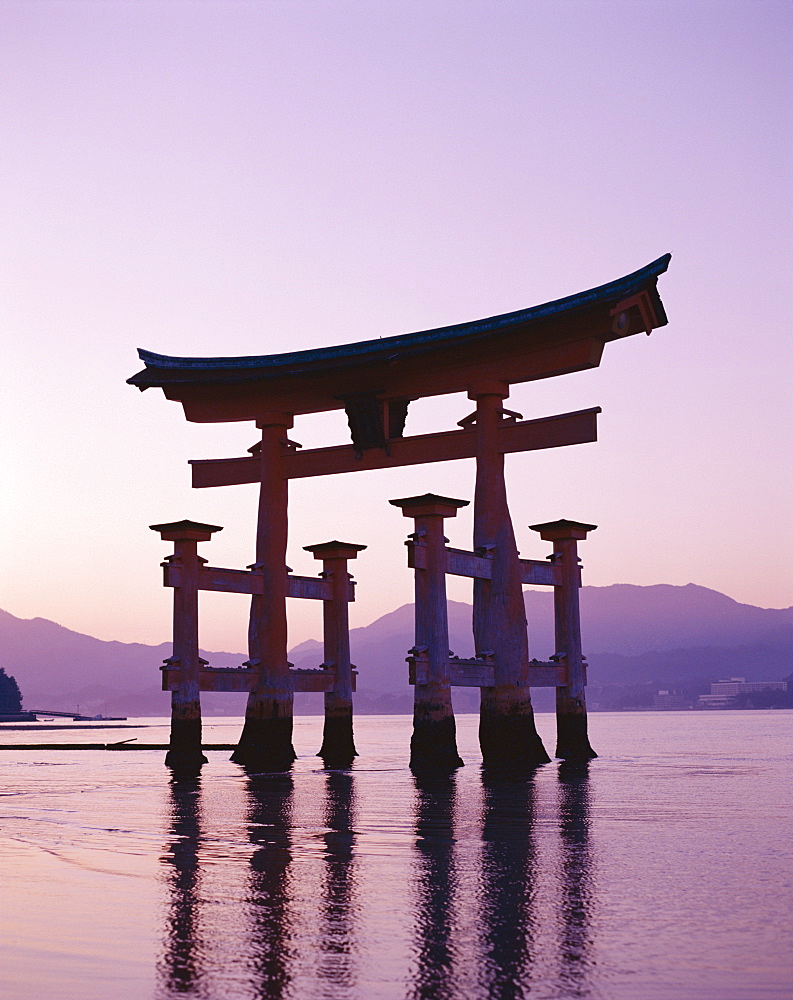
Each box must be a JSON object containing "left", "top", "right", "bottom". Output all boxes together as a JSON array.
[{"left": 0, "top": 711, "right": 790, "bottom": 1000}]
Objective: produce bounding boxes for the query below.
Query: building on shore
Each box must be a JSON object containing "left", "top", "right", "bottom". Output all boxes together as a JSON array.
[
  {"left": 653, "top": 689, "right": 687, "bottom": 709},
  {"left": 698, "top": 677, "right": 788, "bottom": 708}
]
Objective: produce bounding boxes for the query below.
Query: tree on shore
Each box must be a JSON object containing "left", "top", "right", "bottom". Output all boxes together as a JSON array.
[{"left": 0, "top": 667, "right": 23, "bottom": 713}]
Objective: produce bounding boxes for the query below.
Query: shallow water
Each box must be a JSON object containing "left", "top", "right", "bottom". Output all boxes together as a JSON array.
[{"left": 1, "top": 711, "right": 791, "bottom": 1000}]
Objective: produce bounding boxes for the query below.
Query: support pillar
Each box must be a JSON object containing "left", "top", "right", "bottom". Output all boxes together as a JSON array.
[
  {"left": 390, "top": 494, "right": 466, "bottom": 772},
  {"left": 233, "top": 413, "right": 297, "bottom": 771},
  {"left": 151, "top": 519, "right": 222, "bottom": 774},
  {"left": 468, "top": 382, "right": 550, "bottom": 767},
  {"left": 529, "top": 519, "right": 597, "bottom": 760},
  {"left": 304, "top": 540, "right": 367, "bottom": 768}
]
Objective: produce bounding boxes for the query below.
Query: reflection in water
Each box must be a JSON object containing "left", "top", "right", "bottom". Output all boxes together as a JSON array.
[
  {"left": 557, "top": 762, "right": 595, "bottom": 996},
  {"left": 318, "top": 771, "right": 359, "bottom": 991},
  {"left": 410, "top": 773, "right": 459, "bottom": 1000},
  {"left": 155, "top": 762, "right": 596, "bottom": 999},
  {"left": 245, "top": 773, "right": 295, "bottom": 1000},
  {"left": 158, "top": 776, "right": 206, "bottom": 997},
  {"left": 478, "top": 770, "right": 537, "bottom": 1000}
]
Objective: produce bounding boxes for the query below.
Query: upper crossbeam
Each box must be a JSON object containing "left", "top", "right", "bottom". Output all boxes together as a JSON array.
[{"left": 189, "top": 407, "right": 600, "bottom": 488}]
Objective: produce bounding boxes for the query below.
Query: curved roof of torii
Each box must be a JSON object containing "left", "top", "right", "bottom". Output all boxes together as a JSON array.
[{"left": 128, "top": 253, "right": 671, "bottom": 422}]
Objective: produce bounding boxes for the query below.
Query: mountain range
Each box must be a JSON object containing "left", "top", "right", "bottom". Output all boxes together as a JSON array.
[{"left": 1, "top": 584, "right": 790, "bottom": 716}]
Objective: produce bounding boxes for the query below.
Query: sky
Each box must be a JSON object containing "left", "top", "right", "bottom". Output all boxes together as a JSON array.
[{"left": 1, "top": 0, "right": 791, "bottom": 654}]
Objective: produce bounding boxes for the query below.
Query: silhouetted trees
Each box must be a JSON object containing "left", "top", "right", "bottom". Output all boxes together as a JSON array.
[
  {"left": 733, "top": 687, "right": 793, "bottom": 709},
  {"left": 0, "top": 667, "right": 22, "bottom": 713}
]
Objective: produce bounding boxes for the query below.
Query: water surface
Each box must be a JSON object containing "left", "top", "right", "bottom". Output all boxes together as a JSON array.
[{"left": 1, "top": 711, "right": 790, "bottom": 999}]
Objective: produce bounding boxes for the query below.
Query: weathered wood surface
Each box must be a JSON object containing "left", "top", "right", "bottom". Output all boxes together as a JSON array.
[
  {"left": 161, "top": 664, "right": 357, "bottom": 694},
  {"left": 408, "top": 656, "right": 570, "bottom": 689},
  {"left": 150, "top": 521, "right": 224, "bottom": 774},
  {"left": 445, "top": 547, "right": 493, "bottom": 580},
  {"left": 162, "top": 665, "right": 255, "bottom": 693},
  {"left": 471, "top": 385, "right": 551, "bottom": 767},
  {"left": 393, "top": 495, "right": 466, "bottom": 771},
  {"left": 190, "top": 408, "right": 600, "bottom": 487},
  {"left": 407, "top": 547, "right": 569, "bottom": 587},
  {"left": 304, "top": 541, "right": 366, "bottom": 765},
  {"left": 232, "top": 417, "right": 296, "bottom": 771},
  {"left": 163, "top": 564, "right": 352, "bottom": 601},
  {"left": 286, "top": 575, "right": 334, "bottom": 601},
  {"left": 530, "top": 520, "right": 597, "bottom": 760},
  {"left": 162, "top": 658, "right": 578, "bottom": 693},
  {"left": 519, "top": 558, "right": 564, "bottom": 587}
]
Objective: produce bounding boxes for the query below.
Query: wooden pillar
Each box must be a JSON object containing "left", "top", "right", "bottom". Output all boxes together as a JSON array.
[
  {"left": 232, "top": 413, "right": 297, "bottom": 771},
  {"left": 151, "top": 519, "right": 222, "bottom": 774},
  {"left": 468, "top": 381, "right": 550, "bottom": 767},
  {"left": 304, "top": 540, "right": 367, "bottom": 768},
  {"left": 390, "top": 494, "right": 466, "bottom": 771},
  {"left": 529, "top": 519, "right": 597, "bottom": 760}
]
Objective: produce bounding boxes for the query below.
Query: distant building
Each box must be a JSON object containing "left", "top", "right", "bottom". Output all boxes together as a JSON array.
[
  {"left": 698, "top": 677, "right": 787, "bottom": 708},
  {"left": 653, "top": 689, "right": 686, "bottom": 709}
]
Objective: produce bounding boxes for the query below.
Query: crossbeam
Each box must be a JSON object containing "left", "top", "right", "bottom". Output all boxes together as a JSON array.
[
  {"left": 410, "top": 546, "right": 565, "bottom": 587},
  {"left": 519, "top": 559, "right": 564, "bottom": 587},
  {"left": 161, "top": 564, "right": 354, "bottom": 601},
  {"left": 160, "top": 664, "right": 357, "bottom": 693},
  {"left": 190, "top": 407, "right": 600, "bottom": 488},
  {"left": 407, "top": 654, "right": 574, "bottom": 688}
]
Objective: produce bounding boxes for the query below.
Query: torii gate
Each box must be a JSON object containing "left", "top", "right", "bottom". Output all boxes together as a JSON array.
[{"left": 129, "top": 254, "right": 671, "bottom": 774}]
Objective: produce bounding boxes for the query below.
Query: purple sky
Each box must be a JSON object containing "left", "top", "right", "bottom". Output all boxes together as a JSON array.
[{"left": 2, "top": 1, "right": 791, "bottom": 650}]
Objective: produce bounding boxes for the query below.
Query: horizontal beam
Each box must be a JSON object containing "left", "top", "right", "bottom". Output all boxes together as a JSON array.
[
  {"left": 162, "top": 666, "right": 256, "bottom": 693},
  {"left": 409, "top": 547, "right": 567, "bottom": 586},
  {"left": 526, "top": 662, "right": 568, "bottom": 687},
  {"left": 407, "top": 656, "right": 572, "bottom": 688},
  {"left": 161, "top": 665, "right": 356, "bottom": 693},
  {"left": 519, "top": 559, "right": 563, "bottom": 587},
  {"left": 450, "top": 658, "right": 496, "bottom": 687},
  {"left": 287, "top": 575, "right": 333, "bottom": 601},
  {"left": 164, "top": 564, "right": 265, "bottom": 594},
  {"left": 200, "top": 566, "right": 262, "bottom": 595},
  {"left": 162, "top": 565, "right": 353, "bottom": 601},
  {"left": 190, "top": 407, "right": 600, "bottom": 487},
  {"left": 292, "top": 668, "right": 338, "bottom": 693},
  {"left": 445, "top": 547, "right": 493, "bottom": 580}
]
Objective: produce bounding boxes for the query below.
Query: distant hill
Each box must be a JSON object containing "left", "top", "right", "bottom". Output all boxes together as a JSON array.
[
  {"left": 291, "top": 584, "right": 792, "bottom": 692},
  {"left": 0, "top": 608, "right": 241, "bottom": 715},
  {"left": 1, "top": 584, "right": 790, "bottom": 715}
]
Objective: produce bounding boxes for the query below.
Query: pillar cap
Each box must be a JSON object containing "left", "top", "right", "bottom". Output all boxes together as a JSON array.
[
  {"left": 467, "top": 378, "right": 509, "bottom": 400},
  {"left": 390, "top": 493, "right": 469, "bottom": 518},
  {"left": 303, "top": 540, "right": 367, "bottom": 560},
  {"left": 150, "top": 519, "right": 223, "bottom": 542},
  {"left": 529, "top": 518, "right": 597, "bottom": 542},
  {"left": 255, "top": 411, "right": 294, "bottom": 429}
]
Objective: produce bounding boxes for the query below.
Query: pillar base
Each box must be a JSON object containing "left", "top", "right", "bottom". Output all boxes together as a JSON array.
[
  {"left": 165, "top": 747, "right": 208, "bottom": 775},
  {"left": 166, "top": 716, "right": 207, "bottom": 775},
  {"left": 479, "top": 697, "right": 551, "bottom": 768},
  {"left": 232, "top": 714, "right": 297, "bottom": 772},
  {"left": 319, "top": 708, "right": 358, "bottom": 769},
  {"left": 555, "top": 712, "right": 597, "bottom": 760},
  {"left": 410, "top": 715, "right": 464, "bottom": 772}
]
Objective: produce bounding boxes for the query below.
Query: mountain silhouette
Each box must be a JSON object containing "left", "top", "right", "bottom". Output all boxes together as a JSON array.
[{"left": 1, "top": 584, "right": 789, "bottom": 715}]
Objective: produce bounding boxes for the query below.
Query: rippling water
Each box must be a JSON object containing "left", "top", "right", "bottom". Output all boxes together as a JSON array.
[{"left": 1, "top": 711, "right": 791, "bottom": 1000}]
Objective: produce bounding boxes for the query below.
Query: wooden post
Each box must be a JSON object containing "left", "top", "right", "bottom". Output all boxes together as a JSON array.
[
  {"left": 151, "top": 519, "right": 222, "bottom": 774},
  {"left": 529, "top": 519, "right": 597, "bottom": 760},
  {"left": 390, "top": 494, "right": 466, "bottom": 771},
  {"left": 232, "top": 413, "right": 297, "bottom": 771},
  {"left": 468, "top": 381, "right": 550, "bottom": 767},
  {"left": 304, "top": 540, "right": 367, "bottom": 768}
]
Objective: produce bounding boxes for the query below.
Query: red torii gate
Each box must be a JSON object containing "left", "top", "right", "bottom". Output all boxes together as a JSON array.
[{"left": 129, "top": 254, "right": 671, "bottom": 774}]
